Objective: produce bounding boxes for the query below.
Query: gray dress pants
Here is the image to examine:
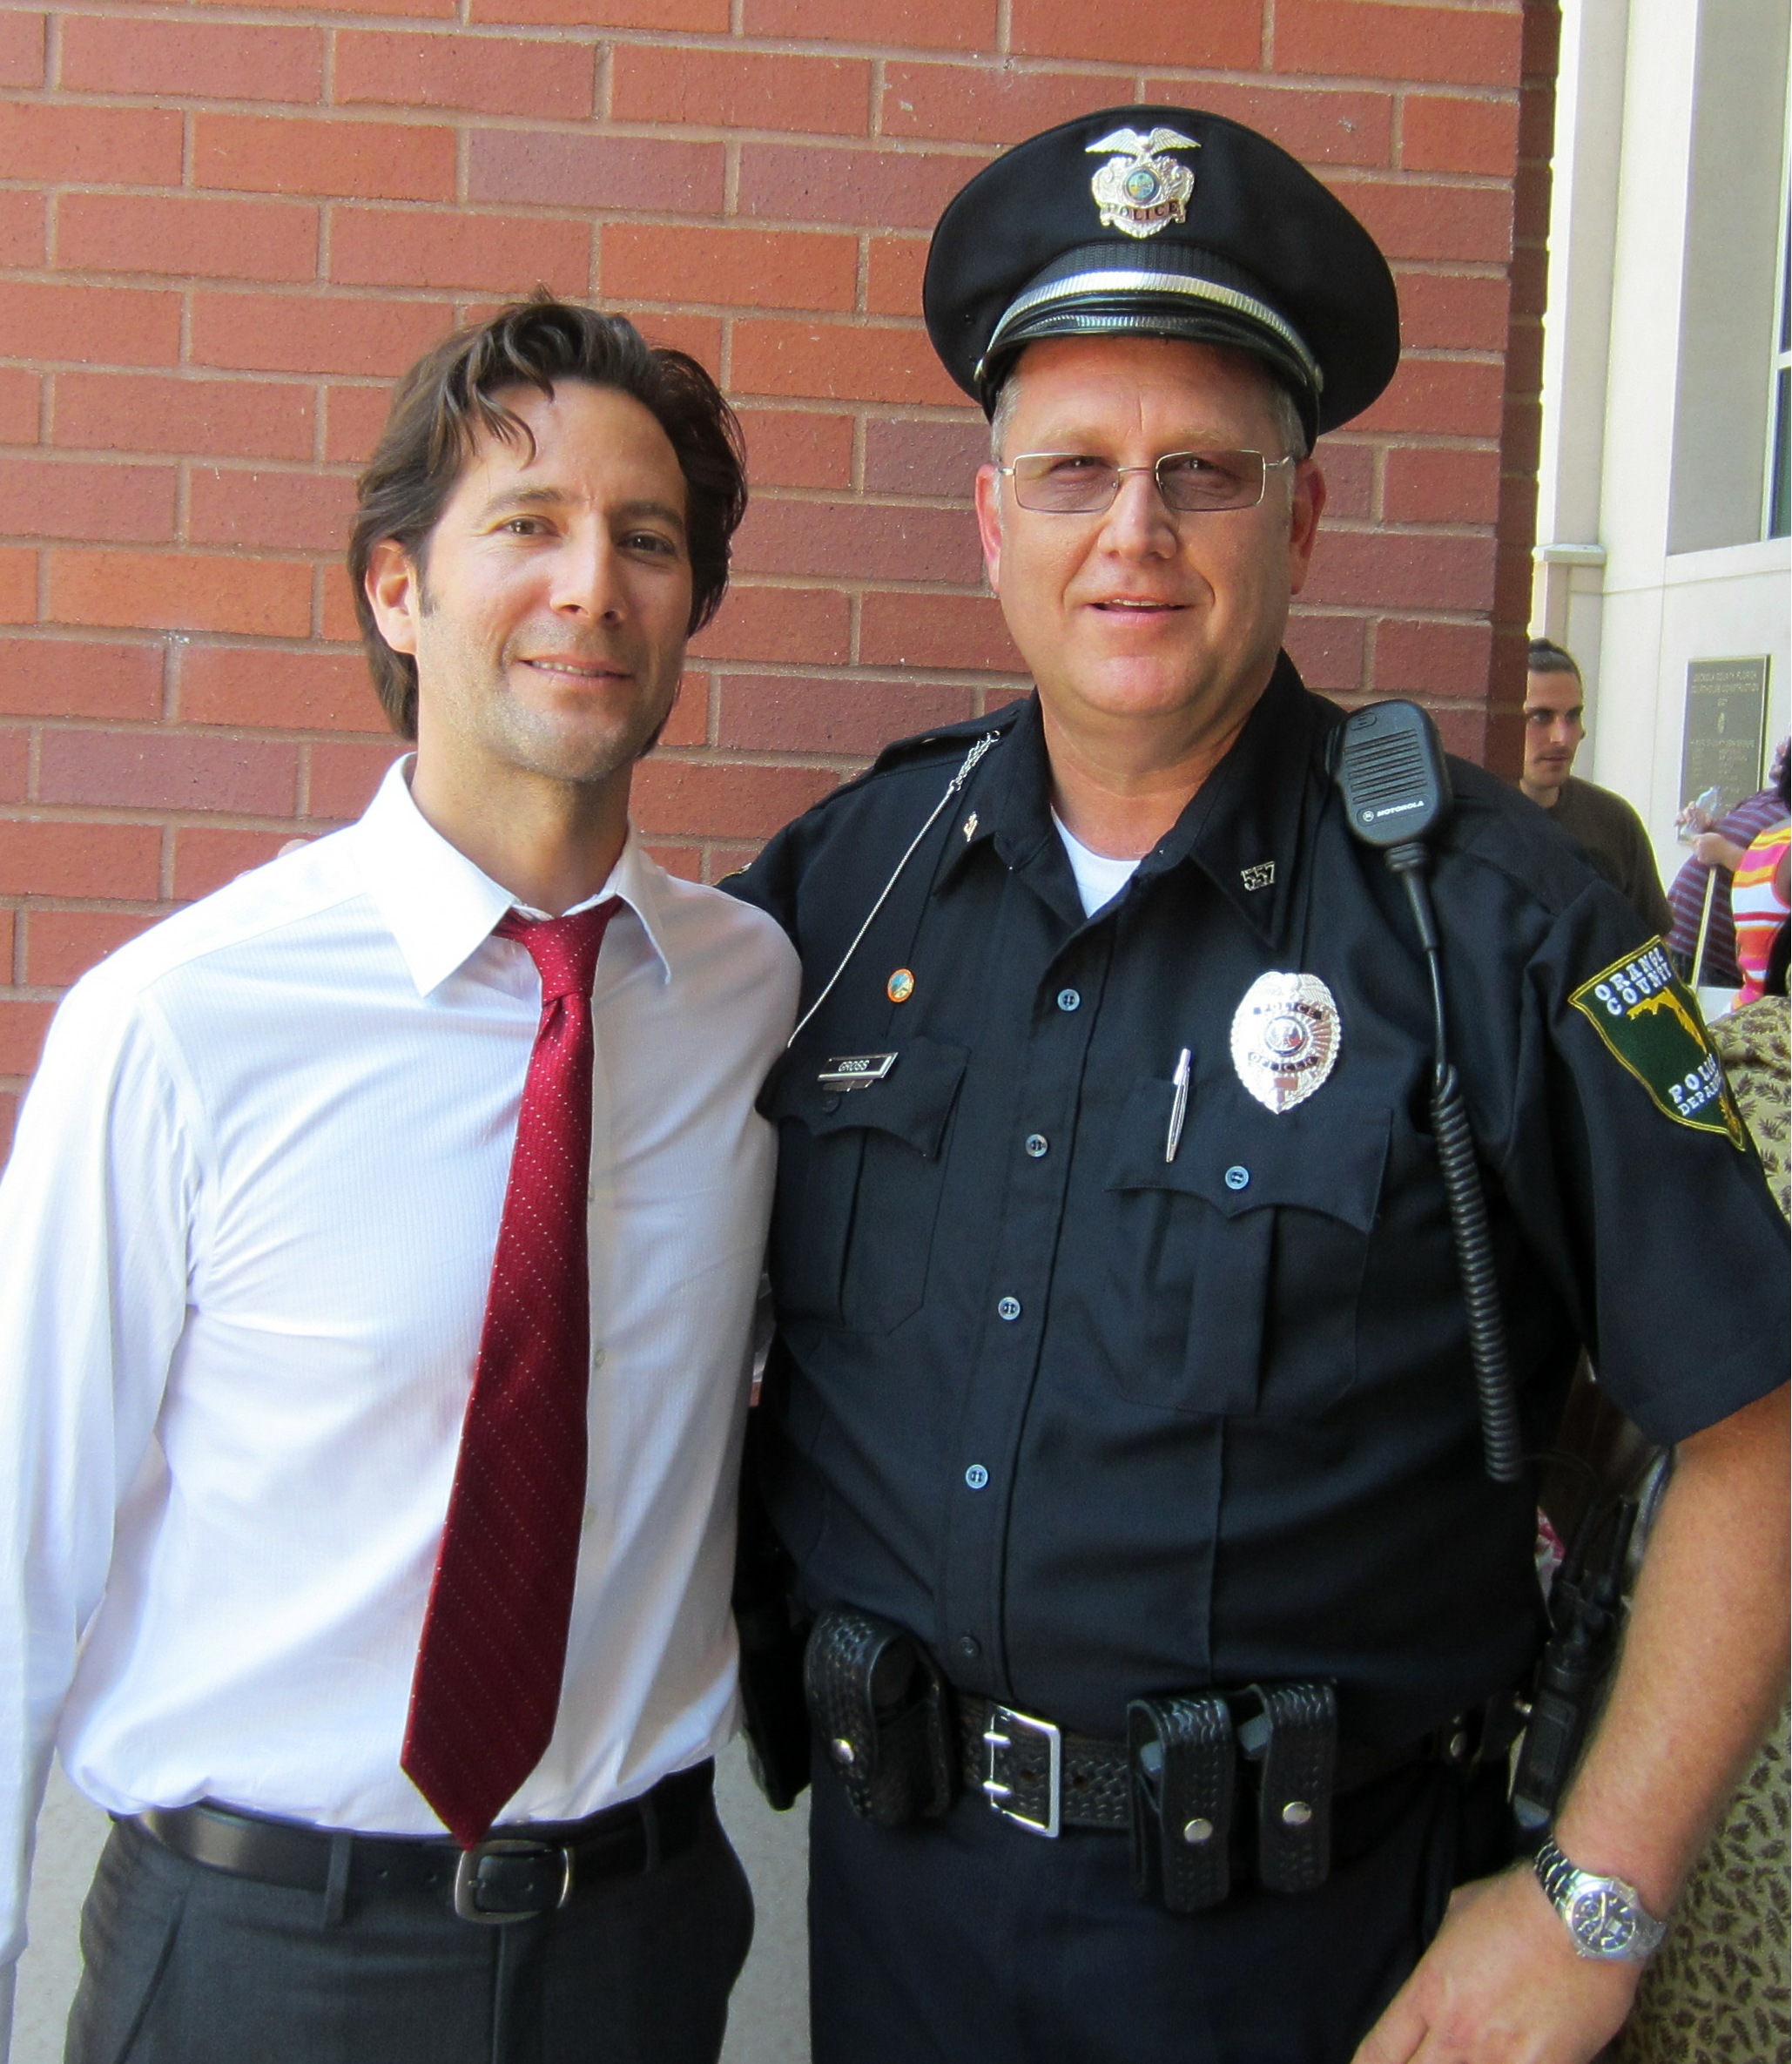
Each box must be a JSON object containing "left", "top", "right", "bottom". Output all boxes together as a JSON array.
[{"left": 65, "top": 1803, "right": 753, "bottom": 2064}]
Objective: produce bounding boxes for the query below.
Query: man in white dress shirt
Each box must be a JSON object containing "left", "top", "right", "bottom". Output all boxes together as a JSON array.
[{"left": 0, "top": 296, "right": 798, "bottom": 2063}]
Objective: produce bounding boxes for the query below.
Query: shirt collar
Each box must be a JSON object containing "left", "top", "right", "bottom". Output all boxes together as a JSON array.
[
  {"left": 354, "top": 758, "right": 677, "bottom": 996},
  {"left": 941, "top": 656, "right": 1332, "bottom": 945}
]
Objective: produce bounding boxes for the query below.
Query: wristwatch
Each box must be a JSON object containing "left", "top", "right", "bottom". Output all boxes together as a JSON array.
[{"left": 1533, "top": 1836, "right": 1667, "bottom": 1961}]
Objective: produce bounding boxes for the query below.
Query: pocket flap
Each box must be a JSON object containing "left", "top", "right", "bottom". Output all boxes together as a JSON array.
[
  {"left": 761, "top": 1035, "right": 970, "bottom": 1160},
  {"left": 1106, "top": 1075, "right": 1388, "bottom": 1233}
]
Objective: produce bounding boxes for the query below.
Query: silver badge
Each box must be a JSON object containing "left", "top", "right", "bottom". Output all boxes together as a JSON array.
[
  {"left": 1229, "top": 972, "right": 1340, "bottom": 1115},
  {"left": 1240, "top": 861, "right": 1276, "bottom": 892},
  {"left": 1086, "top": 126, "right": 1199, "bottom": 239},
  {"left": 962, "top": 812, "right": 979, "bottom": 841}
]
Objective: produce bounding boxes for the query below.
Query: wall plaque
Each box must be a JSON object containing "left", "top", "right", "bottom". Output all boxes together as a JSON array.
[{"left": 1680, "top": 658, "right": 1770, "bottom": 817}]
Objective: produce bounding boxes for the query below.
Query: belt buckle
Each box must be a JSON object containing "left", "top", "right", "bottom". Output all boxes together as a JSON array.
[
  {"left": 980, "top": 1704, "right": 1062, "bottom": 1838},
  {"left": 452, "top": 1836, "right": 575, "bottom": 1925}
]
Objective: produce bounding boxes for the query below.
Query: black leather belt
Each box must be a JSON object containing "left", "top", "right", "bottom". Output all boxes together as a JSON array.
[
  {"left": 955, "top": 1693, "right": 1487, "bottom": 1837},
  {"left": 137, "top": 1760, "right": 714, "bottom": 1925}
]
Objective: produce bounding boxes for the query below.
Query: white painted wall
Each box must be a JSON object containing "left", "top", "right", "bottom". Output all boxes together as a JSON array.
[{"left": 1535, "top": 0, "right": 1792, "bottom": 893}]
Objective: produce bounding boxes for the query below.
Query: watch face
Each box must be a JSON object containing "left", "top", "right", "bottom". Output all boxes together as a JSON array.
[{"left": 1569, "top": 1885, "right": 1638, "bottom": 1956}]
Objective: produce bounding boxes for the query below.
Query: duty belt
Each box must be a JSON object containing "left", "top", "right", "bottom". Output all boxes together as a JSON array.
[
  {"left": 801, "top": 1602, "right": 1519, "bottom": 1913},
  {"left": 953, "top": 1690, "right": 1473, "bottom": 1838}
]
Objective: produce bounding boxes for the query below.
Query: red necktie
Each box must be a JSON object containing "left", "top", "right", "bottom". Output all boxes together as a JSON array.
[{"left": 402, "top": 900, "right": 619, "bottom": 1848}]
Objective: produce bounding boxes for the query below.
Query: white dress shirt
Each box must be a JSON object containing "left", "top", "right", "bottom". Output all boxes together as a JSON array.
[{"left": 0, "top": 759, "right": 798, "bottom": 1968}]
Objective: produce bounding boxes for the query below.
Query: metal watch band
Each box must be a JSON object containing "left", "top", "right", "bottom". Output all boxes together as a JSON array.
[{"left": 1533, "top": 1836, "right": 1668, "bottom": 1962}]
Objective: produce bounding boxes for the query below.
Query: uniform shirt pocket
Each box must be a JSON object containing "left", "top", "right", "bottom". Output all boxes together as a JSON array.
[
  {"left": 762, "top": 1035, "right": 970, "bottom": 1332},
  {"left": 1103, "top": 1075, "right": 1390, "bottom": 1415}
]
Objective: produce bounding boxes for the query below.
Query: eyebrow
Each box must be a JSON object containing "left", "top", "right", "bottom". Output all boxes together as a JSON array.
[{"left": 474, "top": 486, "right": 688, "bottom": 536}]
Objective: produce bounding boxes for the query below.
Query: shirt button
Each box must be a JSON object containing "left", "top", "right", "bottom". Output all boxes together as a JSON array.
[
  {"left": 1224, "top": 1164, "right": 1250, "bottom": 1191},
  {"left": 1024, "top": 1133, "right": 1048, "bottom": 1158},
  {"left": 1056, "top": 988, "right": 1081, "bottom": 1012},
  {"left": 591, "top": 1346, "right": 606, "bottom": 1371},
  {"left": 957, "top": 1635, "right": 981, "bottom": 1660},
  {"left": 996, "top": 1295, "right": 1021, "bottom": 1322},
  {"left": 964, "top": 1464, "right": 989, "bottom": 1491}
]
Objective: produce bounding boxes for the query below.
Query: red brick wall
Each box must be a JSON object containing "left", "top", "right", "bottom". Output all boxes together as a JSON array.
[{"left": 0, "top": 0, "right": 1550, "bottom": 1153}]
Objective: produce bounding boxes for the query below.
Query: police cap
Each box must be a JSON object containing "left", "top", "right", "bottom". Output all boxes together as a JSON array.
[{"left": 922, "top": 105, "right": 1400, "bottom": 439}]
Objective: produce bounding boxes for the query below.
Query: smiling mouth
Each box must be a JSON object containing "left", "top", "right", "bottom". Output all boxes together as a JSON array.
[
  {"left": 521, "top": 657, "right": 630, "bottom": 681},
  {"left": 1092, "top": 599, "right": 1186, "bottom": 614}
]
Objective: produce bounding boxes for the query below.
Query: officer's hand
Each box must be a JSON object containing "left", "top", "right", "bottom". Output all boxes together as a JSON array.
[{"left": 1351, "top": 1865, "right": 1640, "bottom": 2064}]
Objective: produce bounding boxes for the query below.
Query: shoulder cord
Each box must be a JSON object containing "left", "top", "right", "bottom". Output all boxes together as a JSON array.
[{"left": 788, "top": 732, "right": 1001, "bottom": 1049}]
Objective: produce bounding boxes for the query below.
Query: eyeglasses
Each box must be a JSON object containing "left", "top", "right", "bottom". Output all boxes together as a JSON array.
[{"left": 996, "top": 449, "right": 1296, "bottom": 516}]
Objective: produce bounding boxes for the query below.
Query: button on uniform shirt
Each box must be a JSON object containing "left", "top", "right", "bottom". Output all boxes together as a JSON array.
[
  {"left": 728, "top": 662, "right": 1789, "bottom": 1750},
  {"left": 0, "top": 760, "right": 798, "bottom": 1968}
]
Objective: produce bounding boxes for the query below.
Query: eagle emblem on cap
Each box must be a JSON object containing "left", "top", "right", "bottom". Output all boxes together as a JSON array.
[{"left": 1086, "top": 127, "right": 1199, "bottom": 239}]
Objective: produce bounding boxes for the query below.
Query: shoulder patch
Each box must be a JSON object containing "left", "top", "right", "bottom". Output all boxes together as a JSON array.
[{"left": 1569, "top": 940, "right": 1745, "bottom": 1148}]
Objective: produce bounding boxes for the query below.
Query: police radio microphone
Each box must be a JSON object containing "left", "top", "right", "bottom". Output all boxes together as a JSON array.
[{"left": 1331, "top": 703, "right": 1524, "bottom": 1486}]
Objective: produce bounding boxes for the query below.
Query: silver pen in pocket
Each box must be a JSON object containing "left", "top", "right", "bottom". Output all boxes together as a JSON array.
[{"left": 1165, "top": 1048, "right": 1191, "bottom": 1163}]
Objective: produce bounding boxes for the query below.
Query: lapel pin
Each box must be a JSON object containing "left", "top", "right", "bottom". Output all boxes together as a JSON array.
[
  {"left": 1240, "top": 861, "right": 1276, "bottom": 892},
  {"left": 962, "top": 813, "right": 979, "bottom": 842},
  {"left": 886, "top": 968, "right": 915, "bottom": 1004}
]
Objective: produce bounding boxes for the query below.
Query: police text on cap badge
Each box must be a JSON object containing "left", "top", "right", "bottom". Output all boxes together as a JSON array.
[
  {"left": 1230, "top": 971, "right": 1340, "bottom": 1115},
  {"left": 1086, "top": 127, "right": 1199, "bottom": 239}
]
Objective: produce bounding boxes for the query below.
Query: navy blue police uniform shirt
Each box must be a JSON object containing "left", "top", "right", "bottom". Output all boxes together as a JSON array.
[{"left": 726, "top": 658, "right": 1789, "bottom": 1750}]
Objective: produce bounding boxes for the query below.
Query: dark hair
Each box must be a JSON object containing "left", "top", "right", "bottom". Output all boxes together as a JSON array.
[
  {"left": 348, "top": 293, "right": 746, "bottom": 739},
  {"left": 1526, "top": 637, "right": 1581, "bottom": 683}
]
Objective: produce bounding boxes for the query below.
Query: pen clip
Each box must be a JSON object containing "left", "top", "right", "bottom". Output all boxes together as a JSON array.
[{"left": 1165, "top": 1048, "right": 1192, "bottom": 1164}]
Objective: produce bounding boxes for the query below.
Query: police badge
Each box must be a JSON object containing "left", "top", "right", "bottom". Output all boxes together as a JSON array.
[
  {"left": 1230, "top": 971, "right": 1341, "bottom": 1115},
  {"left": 1085, "top": 127, "right": 1200, "bottom": 239}
]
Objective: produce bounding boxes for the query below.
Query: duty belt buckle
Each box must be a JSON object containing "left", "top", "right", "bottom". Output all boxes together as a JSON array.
[
  {"left": 980, "top": 1704, "right": 1062, "bottom": 1838},
  {"left": 452, "top": 1836, "right": 575, "bottom": 1924}
]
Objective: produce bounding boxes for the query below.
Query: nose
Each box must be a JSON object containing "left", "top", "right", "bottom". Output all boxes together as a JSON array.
[
  {"left": 549, "top": 529, "right": 625, "bottom": 622},
  {"left": 1098, "top": 466, "right": 1178, "bottom": 555}
]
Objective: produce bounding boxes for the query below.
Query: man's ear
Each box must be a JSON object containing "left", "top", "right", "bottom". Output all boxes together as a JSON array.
[
  {"left": 973, "top": 463, "right": 1004, "bottom": 596},
  {"left": 1285, "top": 459, "right": 1327, "bottom": 599},
  {"left": 366, "top": 538, "right": 422, "bottom": 657}
]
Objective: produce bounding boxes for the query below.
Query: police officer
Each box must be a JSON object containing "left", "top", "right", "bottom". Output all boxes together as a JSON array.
[{"left": 727, "top": 110, "right": 1789, "bottom": 2064}]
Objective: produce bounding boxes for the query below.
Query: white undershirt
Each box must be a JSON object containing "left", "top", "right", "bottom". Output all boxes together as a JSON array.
[
  {"left": 1054, "top": 811, "right": 1143, "bottom": 916},
  {"left": 0, "top": 759, "right": 799, "bottom": 1969}
]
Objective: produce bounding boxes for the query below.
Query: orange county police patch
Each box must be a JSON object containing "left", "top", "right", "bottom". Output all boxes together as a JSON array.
[{"left": 1569, "top": 939, "right": 1745, "bottom": 1148}]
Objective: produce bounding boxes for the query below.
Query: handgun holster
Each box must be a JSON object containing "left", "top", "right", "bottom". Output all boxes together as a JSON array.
[{"left": 803, "top": 1606, "right": 954, "bottom": 1827}]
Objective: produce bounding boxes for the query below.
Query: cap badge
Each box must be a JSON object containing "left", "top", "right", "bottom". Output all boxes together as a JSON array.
[
  {"left": 1230, "top": 971, "right": 1340, "bottom": 1115},
  {"left": 1086, "top": 127, "right": 1200, "bottom": 239}
]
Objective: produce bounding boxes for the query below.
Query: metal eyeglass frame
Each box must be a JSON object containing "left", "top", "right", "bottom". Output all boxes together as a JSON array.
[{"left": 995, "top": 449, "right": 1297, "bottom": 515}]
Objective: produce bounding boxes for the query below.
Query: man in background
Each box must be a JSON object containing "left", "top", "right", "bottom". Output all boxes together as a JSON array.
[
  {"left": 1520, "top": 638, "right": 1672, "bottom": 937},
  {"left": 0, "top": 296, "right": 795, "bottom": 2064}
]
